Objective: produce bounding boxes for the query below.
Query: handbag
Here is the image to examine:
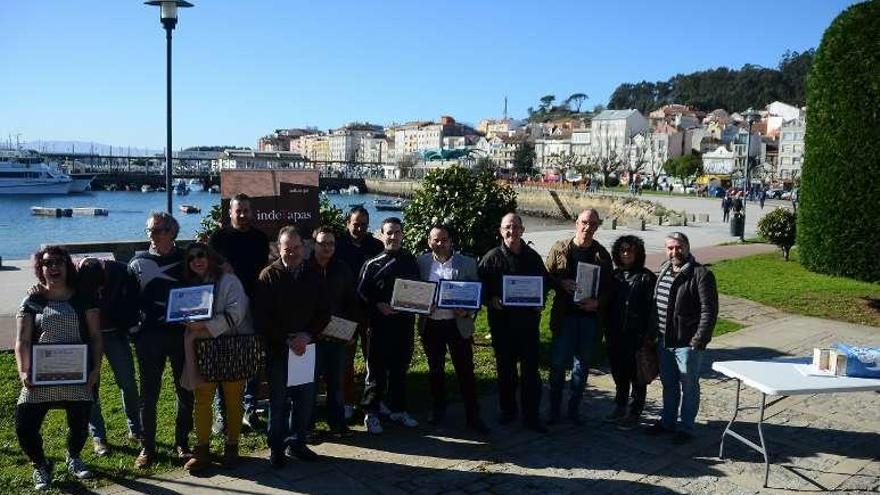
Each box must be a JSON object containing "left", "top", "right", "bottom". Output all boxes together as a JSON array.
[
  {"left": 635, "top": 342, "right": 660, "bottom": 386},
  {"left": 194, "top": 311, "right": 266, "bottom": 381}
]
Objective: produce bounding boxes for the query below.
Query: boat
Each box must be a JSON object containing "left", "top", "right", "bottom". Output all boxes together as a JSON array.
[
  {"left": 141, "top": 184, "right": 154, "bottom": 193},
  {"left": 179, "top": 204, "right": 201, "bottom": 214},
  {"left": 69, "top": 174, "right": 95, "bottom": 193},
  {"left": 374, "top": 198, "right": 407, "bottom": 211},
  {"left": 174, "top": 179, "right": 190, "bottom": 196},
  {"left": 0, "top": 149, "right": 73, "bottom": 194}
]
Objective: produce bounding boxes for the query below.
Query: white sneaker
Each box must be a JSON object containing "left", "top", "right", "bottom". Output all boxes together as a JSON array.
[
  {"left": 389, "top": 411, "right": 419, "bottom": 427},
  {"left": 364, "top": 413, "right": 383, "bottom": 434},
  {"left": 378, "top": 401, "right": 392, "bottom": 416},
  {"left": 32, "top": 463, "right": 52, "bottom": 491},
  {"left": 66, "top": 456, "right": 93, "bottom": 480},
  {"left": 344, "top": 404, "right": 355, "bottom": 421}
]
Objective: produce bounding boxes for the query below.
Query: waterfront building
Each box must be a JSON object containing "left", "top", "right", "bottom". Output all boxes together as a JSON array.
[
  {"left": 217, "top": 149, "right": 308, "bottom": 169},
  {"left": 777, "top": 117, "right": 805, "bottom": 181}
]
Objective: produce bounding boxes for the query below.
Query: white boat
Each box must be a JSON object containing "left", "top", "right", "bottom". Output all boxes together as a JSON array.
[
  {"left": 0, "top": 149, "right": 73, "bottom": 194},
  {"left": 374, "top": 198, "right": 407, "bottom": 211},
  {"left": 174, "top": 179, "right": 190, "bottom": 196},
  {"left": 141, "top": 184, "right": 154, "bottom": 193},
  {"left": 69, "top": 174, "right": 95, "bottom": 193}
]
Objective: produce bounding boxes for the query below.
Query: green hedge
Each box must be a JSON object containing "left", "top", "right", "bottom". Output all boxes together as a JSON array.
[{"left": 798, "top": 0, "right": 880, "bottom": 282}]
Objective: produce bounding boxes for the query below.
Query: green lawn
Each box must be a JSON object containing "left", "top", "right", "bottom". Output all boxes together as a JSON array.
[
  {"left": 0, "top": 292, "right": 746, "bottom": 491},
  {"left": 712, "top": 249, "right": 880, "bottom": 327}
]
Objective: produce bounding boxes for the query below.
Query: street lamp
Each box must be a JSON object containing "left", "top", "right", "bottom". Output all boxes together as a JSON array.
[
  {"left": 145, "top": 0, "right": 193, "bottom": 215},
  {"left": 740, "top": 107, "right": 760, "bottom": 241}
]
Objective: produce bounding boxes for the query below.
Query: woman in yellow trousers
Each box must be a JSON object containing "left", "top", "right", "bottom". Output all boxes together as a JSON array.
[{"left": 180, "top": 243, "right": 254, "bottom": 472}]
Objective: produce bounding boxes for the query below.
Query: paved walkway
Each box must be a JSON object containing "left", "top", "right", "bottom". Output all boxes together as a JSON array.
[{"left": 91, "top": 314, "right": 880, "bottom": 495}]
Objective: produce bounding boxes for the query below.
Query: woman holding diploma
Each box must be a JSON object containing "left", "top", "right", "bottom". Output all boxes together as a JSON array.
[
  {"left": 179, "top": 243, "right": 254, "bottom": 472},
  {"left": 15, "top": 246, "right": 102, "bottom": 491}
]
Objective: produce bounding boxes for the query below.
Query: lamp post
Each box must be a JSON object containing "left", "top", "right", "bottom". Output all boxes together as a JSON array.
[
  {"left": 145, "top": 0, "right": 193, "bottom": 215},
  {"left": 740, "top": 108, "right": 760, "bottom": 242}
]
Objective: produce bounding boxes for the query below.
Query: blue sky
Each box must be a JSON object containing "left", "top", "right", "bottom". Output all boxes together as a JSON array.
[{"left": 0, "top": 0, "right": 858, "bottom": 149}]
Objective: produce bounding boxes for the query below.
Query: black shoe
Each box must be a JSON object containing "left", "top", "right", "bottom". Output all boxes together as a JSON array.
[
  {"left": 285, "top": 444, "right": 319, "bottom": 462},
  {"left": 646, "top": 421, "right": 673, "bottom": 436},
  {"left": 428, "top": 408, "right": 446, "bottom": 426},
  {"left": 498, "top": 411, "right": 517, "bottom": 425},
  {"left": 466, "top": 418, "right": 490, "bottom": 435},
  {"left": 672, "top": 431, "right": 694, "bottom": 445},
  {"left": 269, "top": 450, "right": 286, "bottom": 469},
  {"left": 524, "top": 420, "right": 548, "bottom": 434}
]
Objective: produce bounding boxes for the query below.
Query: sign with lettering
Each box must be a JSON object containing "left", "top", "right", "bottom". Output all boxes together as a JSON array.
[{"left": 220, "top": 169, "right": 320, "bottom": 240}]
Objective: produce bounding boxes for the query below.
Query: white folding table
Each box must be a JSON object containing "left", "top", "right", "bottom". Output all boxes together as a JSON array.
[{"left": 712, "top": 358, "right": 880, "bottom": 487}]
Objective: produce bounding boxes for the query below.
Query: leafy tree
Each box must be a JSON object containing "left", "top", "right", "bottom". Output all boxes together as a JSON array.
[
  {"left": 196, "top": 204, "right": 223, "bottom": 242},
  {"left": 798, "top": 0, "right": 880, "bottom": 282},
  {"left": 547, "top": 151, "right": 583, "bottom": 172},
  {"left": 475, "top": 155, "right": 496, "bottom": 174},
  {"left": 403, "top": 166, "right": 517, "bottom": 257},
  {"left": 758, "top": 208, "right": 797, "bottom": 260},
  {"left": 513, "top": 142, "right": 536, "bottom": 176},
  {"left": 565, "top": 93, "right": 589, "bottom": 112},
  {"left": 319, "top": 194, "right": 346, "bottom": 235},
  {"left": 539, "top": 95, "right": 556, "bottom": 112},
  {"left": 664, "top": 153, "right": 703, "bottom": 185}
]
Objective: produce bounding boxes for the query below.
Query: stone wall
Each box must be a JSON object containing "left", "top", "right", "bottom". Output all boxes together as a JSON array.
[{"left": 364, "top": 180, "right": 419, "bottom": 198}]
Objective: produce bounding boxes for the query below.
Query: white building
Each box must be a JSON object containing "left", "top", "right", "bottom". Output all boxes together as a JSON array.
[
  {"left": 590, "top": 109, "right": 649, "bottom": 157},
  {"left": 777, "top": 117, "right": 805, "bottom": 181},
  {"left": 702, "top": 146, "right": 737, "bottom": 176}
]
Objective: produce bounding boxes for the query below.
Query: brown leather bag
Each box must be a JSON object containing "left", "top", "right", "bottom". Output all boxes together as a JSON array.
[{"left": 635, "top": 343, "right": 660, "bottom": 385}]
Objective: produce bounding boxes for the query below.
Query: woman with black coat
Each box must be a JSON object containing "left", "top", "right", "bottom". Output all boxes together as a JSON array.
[{"left": 606, "top": 235, "right": 657, "bottom": 430}]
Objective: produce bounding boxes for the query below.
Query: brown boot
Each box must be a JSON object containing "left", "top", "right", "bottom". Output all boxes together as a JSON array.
[
  {"left": 221, "top": 443, "right": 239, "bottom": 469},
  {"left": 184, "top": 445, "right": 211, "bottom": 473}
]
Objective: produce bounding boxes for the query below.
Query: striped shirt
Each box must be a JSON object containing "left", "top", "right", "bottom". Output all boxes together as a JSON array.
[{"left": 656, "top": 270, "right": 676, "bottom": 334}]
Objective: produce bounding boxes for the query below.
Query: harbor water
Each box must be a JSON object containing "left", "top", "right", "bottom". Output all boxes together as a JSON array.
[{"left": 0, "top": 190, "right": 398, "bottom": 260}]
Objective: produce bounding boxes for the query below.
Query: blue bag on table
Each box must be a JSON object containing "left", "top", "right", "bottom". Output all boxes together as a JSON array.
[{"left": 832, "top": 344, "right": 880, "bottom": 378}]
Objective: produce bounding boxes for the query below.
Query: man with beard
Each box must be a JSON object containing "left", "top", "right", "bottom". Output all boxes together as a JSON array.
[
  {"left": 649, "top": 232, "right": 718, "bottom": 445},
  {"left": 209, "top": 193, "right": 270, "bottom": 431},
  {"left": 478, "top": 213, "right": 549, "bottom": 433}
]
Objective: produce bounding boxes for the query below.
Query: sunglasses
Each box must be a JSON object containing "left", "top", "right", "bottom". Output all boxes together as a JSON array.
[
  {"left": 187, "top": 251, "right": 207, "bottom": 262},
  {"left": 42, "top": 258, "right": 66, "bottom": 268}
]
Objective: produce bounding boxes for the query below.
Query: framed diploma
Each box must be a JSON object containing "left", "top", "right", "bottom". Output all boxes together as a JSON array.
[
  {"left": 31, "top": 344, "right": 88, "bottom": 385},
  {"left": 390, "top": 279, "right": 437, "bottom": 314},
  {"left": 166, "top": 284, "right": 214, "bottom": 323},
  {"left": 573, "top": 262, "right": 601, "bottom": 302},
  {"left": 502, "top": 275, "right": 544, "bottom": 307},
  {"left": 323, "top": 316, "right": 358, "bottom": 342},
  {"left": 436, "top": 280, "right": 482, "bottom": 310}
]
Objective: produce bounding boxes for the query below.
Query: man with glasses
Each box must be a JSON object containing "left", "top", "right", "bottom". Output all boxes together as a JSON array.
[
  {"left": 128, "top": 212, "right": 194, "bottom": 468},
  {"left": 209, "top": 193, "right": 270, "bottom": 431},
  {"left": 255, "top": 226, "right": 330, "bottom": 468},
  {"left": 334, "top": 206, "right": 383, "bottom": 419},
  {"left": 545, "top": 209, "right": 613, "bottom": 425}
]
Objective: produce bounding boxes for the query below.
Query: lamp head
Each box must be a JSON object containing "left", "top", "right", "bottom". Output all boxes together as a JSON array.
[{"left": 145, "top": 0, "right": 193, "bottom": 30}]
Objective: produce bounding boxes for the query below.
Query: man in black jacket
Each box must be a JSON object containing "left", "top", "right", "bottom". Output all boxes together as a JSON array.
[
  {"left": 357, "top": 217, "right": 420, "bottom": 434},
  {"left": 478, "top": 213, "right": 549, "bottom": 433},
  {"left": 650, "top": 232, "right": 718, "bottom": 444}
]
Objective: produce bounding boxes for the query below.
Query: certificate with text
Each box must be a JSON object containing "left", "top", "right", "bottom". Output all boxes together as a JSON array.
[
  {"left": 502, "top": 275, "right": 544, "bottom": 307},
  {"left": 32, "top": 344, "right": 88, "bottom": 385},
  {"left": 390, "top": 279, "right": 437, "bottom": 314},
  {"left": 323, "top": 316, "right": 358, "bottom": 342},
  {"left": 287, "top": 343, "right": 316, "bottom": 387},
  {"left": 437, "top": 280, "right": 482, "bottom": 310},
  {"left": 166, "top": 284, "right": 214, "bottom": 323},
  {"left": 573, "top": 262, "right": 600, "bottom": 302}
]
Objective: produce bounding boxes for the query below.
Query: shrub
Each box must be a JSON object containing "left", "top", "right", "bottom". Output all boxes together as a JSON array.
[
  {"left": 403, "top": 166, "right": 517, "bottom": 257},
  {"left": 319, "top": 194, "right": 346, "bottom": 235},
  {"left": 798, "top": 0, "right": 880, "bottom": 282},
  {"left": 758, "top": 208, "right": 797, "bottom": 260}
]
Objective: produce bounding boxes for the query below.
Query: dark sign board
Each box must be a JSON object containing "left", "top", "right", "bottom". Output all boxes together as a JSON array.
[{"left": 220, "top": 169, "right": 320, "bottom": 240}]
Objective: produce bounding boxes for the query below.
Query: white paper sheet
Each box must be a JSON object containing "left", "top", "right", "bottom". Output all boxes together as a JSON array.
[{"left": 287, "top": 343, "right": 316, "bottom": 387}]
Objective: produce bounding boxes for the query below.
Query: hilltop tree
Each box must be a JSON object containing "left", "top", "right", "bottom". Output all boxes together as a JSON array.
[
  {"left": 539, "top": 95, "right": 556, "bottom": 112},
  {"left": 565, "top": 93, "right": 589, "bottom": 112}
]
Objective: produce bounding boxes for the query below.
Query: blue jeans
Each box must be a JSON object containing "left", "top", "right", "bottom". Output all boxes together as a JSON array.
[
  {"left": 549, "top": 315, "right": 597, "bottom": 416},
  {"left": 267, "top": 353, "right": 315, "bottom": 454},
  {"left": 90, "top": 330, "right": 142, "bottom": 440},
  {"left": 315, "top": 340, "right": 347, "bottom": 431},
  {"left": 658, "top": 340, "right": 704, "bottom": 433}
]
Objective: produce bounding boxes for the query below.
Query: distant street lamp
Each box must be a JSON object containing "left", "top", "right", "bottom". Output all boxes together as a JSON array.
[
  {"left": 145, "top": 0, "right": 193, "bottom": 215},
  {"left": 740, "top": 107, "right": 760, "bottom": 242}
]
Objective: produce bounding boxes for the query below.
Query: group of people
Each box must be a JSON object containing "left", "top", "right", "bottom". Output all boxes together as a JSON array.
[{"left": 13, "top": 193, "right": 718, "bottom": 491}]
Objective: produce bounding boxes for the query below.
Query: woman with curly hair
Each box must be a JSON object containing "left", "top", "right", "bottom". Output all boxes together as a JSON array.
[
  {"left": 606, "top": 235, "right": 656, "bottom": 430},
  {"left": 14, "top": 246, "right": 103, "bottom": 491}
]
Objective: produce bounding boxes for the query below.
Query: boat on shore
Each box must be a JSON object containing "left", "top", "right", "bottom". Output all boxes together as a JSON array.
[
  {"left": 179, "top": 204, "right": 201, "bottom": 214},
  {"left": 0, "top": 149, "right": 73, "bottom": 194},
  {"left": 373, "top": 198, "right": 407, "bottom": 211}
]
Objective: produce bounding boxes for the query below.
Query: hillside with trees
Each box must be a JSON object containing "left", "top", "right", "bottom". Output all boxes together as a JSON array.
[{"left": 607, "top": 50, "right": 814, "bottom": 113}]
